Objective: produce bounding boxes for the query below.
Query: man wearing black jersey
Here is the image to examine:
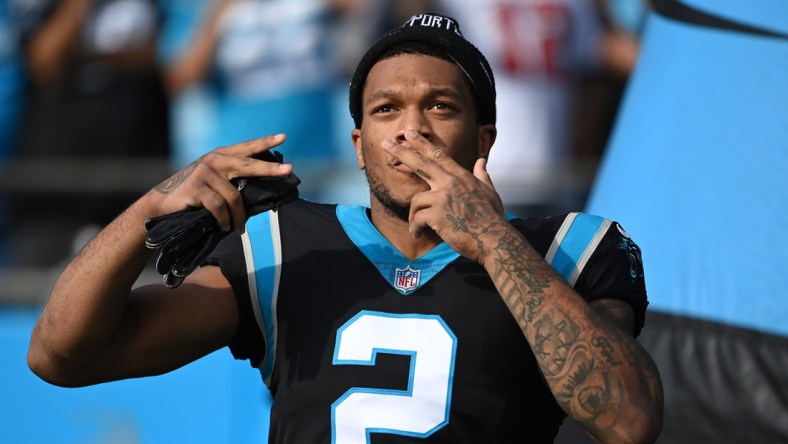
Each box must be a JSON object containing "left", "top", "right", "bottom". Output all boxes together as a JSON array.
[{"left": 28, "top": 12, "right": 663, "bottom": 443}]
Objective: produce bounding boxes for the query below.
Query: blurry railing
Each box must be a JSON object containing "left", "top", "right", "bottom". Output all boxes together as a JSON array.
[
  {"left": 0, "top": 157, "right": 172, "bottom": 305},
  {"left": 0, "top": 157, "right": 172, "bottom": 195}
]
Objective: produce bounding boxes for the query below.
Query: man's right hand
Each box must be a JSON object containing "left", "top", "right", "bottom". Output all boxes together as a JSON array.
[
  {"left": 28, "top": 135, "right": 292, "bottom": 387},
  {"left": 143, "top": 134, "right": 294, "bottom": 235}
]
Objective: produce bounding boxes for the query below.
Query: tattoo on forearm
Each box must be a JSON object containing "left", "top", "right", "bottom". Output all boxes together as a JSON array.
[
  {"left": 552, "top": 341, "right": 621, "bottom": 428},
  {"left": 559, "top": 359, "right": 604, "bottom": 408},
  {"left": 492, "top": 230, "right": 552, "bottom": 326},
  {"left": 441, "top": 190, "right": 660, "bottom": 435},
  {"left": 473, "top": 217, "right": 662, "bottom": 437},
  {"left": 155, "top": 162, "right": 196, "bottom": 194},
  {"left": 534, "top": 310, "right": 581, "bottom": 376},
  {"left": 592, "top": 337, "right": 622, "bottom": 367}
]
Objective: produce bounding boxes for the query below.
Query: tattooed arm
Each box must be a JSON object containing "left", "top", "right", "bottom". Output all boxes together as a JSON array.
[
  {"left": 28, "top": 136, "right": 293, "bottom": 387},
  {"left": 383, "top": 131, "right": 663, "bottom": 443},
  {"left": 484, "top": 229, "right": 663, "bottom": 443}
]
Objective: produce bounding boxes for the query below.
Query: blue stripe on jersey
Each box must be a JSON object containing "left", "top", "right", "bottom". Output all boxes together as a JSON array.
[
  {"left": 547, "top": 213, "right": 608, "bottom": 284},
  {"left": 243, "top": 211, "right": 280, "bottom": 383},
  {"left": 336, "top": 206, "right": 522, "bottom": 295},
  {"left": 336, "top": 205, "right": 460, "bottom": 295}
]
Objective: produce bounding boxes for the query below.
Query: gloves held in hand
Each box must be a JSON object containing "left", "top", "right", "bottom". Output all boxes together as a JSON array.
[{"left": 144, "top": 150, "right": 300, "bottom": 288}]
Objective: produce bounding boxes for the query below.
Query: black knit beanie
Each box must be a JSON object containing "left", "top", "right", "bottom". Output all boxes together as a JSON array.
[{"left": 349, "top": 13, "right": 496, "bottom": 129}]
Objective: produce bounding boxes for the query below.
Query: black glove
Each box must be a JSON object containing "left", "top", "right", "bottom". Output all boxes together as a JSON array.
[{"left": 144, "top": 150, "right": 300, "bottom": 288}]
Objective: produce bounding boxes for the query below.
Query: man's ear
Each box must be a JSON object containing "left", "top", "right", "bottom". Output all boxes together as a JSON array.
[
  {"left": 352, "top": 128, "right": 366, "bottom": 170},
  {"left": 477, "top": 124, "right": 497, "bottom": 159}
]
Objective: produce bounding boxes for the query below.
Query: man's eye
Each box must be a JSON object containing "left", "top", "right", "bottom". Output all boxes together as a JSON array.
[
  {"left": 374, "top": 105, "right": 394, "bottom": 113},
  {"left": 431, "top": 102, "right": 454, "bottom": 110}
]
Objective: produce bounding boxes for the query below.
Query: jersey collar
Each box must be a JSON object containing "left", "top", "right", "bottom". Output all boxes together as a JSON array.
[{"left": 336, "top": 205, "right": 460, "bottom": 295}]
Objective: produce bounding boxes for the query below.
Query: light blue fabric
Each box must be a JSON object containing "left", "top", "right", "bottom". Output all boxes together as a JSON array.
[
  {"left": 606, "top": 0, "right": 650, "bottom": 35},
  {"left": 586, "top": 8, "right": 788, "bottom": 336},
  {"left": 213, "top": 87, "right": 340, "bottom": 163},
  {"left": 548, "top": 214, "right": 606, "bottom": 282},
  {"left": 0, "top": 307, "right": 271, "bottom": 443},
  {"left": 245, "top": 212, "right": 279, "bottom": 382}
]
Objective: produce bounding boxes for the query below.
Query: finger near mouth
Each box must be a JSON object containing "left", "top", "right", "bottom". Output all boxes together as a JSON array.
[{"left": 393, "top": 162, "right": 416, "bottom": 174}]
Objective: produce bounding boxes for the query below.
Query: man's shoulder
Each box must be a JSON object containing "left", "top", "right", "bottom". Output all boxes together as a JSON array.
[
  {"left": 245, "top": 199, "right": 340, "bottom": 226},
  {"left": 279, "top": 199, "right": 339, "bottom": 218},
  {"left": 510, "top": 212, "right": 626, "bottom": 238},
  {"left": 509, "top": 211, "right": 632, "bottom": 258}
]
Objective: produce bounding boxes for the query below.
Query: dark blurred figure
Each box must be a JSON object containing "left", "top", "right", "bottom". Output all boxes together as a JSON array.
[
  {"left": 572, "top": 0, "right": 647, "bottom": 160},
  {"left": 0, "top": 0, "right": 27, "bottom": 268},
  {"left": 18, "top": 0, "right": 168, "bottom": 157},
  {"left": 0, "top": 1, "right": 24, "bottom": 162},
  {"left": 330, "top": 0, "right": 435, "bottom": 81},
  {"left": 11, "top": 0, "right": 169, "bottom": 267}
]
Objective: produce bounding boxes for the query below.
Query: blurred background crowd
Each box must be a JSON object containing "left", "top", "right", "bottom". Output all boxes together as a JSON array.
[
  {"left": 0, "top": 0, "right": 649, "bottom": 304},
  {"left": 3, "top": 3, "right": 786, "bottom": 443}
]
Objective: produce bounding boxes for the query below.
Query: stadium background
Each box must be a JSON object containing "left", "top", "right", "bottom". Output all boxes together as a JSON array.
[{"left": 1, "top": 0, "right": 786, "bottom": 442}]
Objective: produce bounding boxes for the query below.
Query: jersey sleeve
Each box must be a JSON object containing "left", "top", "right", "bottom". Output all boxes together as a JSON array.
[
  {"left": 573, "top": 220, "right": 649, "bottom": 337},
  {"left": 513, "top": 213, "right": 649, "bottom": 337},
  {"left": 204, "top": 232, "right": 266, "bottom": 367}
]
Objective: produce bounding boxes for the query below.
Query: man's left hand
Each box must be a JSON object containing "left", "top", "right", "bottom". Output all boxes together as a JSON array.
[{"left": 382, "top": 129, "right": 508, "bottom": 263}]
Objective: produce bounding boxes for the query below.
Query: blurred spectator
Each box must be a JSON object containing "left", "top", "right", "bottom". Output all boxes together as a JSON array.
[
  {"left": 17, "top": 0, "right": 169, "bottom": 157},
  {"left": 10, "top": 0, "right": 169, "bottom": 267},
  {"left": 157, "top": 0, "right": 217, "bottom": 169},
  {"left": 160, "top": 0, "right": 351, "bottom": 202},
  {"left": 329, "top": 0, "right": 437, "bottom": 82},
  {"left": 572, "top": 0, "right": 646, "bottom": 160},
  {"left": 432, "top": 0, "right": 640, "bottom": 216},
  {"left": 0, "top": 0, "right": 27, "bottom": 267},
  {"left": 0, "top": 1, "right": 24, "bottom": 164}
]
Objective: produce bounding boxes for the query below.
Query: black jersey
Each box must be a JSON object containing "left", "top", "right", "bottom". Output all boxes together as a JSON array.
[{"left": 207, "top": 200, "right": 648, "bottom": 443}]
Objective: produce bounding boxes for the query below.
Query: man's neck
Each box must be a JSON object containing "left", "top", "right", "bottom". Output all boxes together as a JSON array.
[{"left": 368, "top": 203, "right": 442, "bottom": 261}]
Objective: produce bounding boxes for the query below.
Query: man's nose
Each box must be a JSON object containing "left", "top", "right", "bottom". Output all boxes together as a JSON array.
[{"left": 396, "top": 109, "right": 432, "bottom": 143}]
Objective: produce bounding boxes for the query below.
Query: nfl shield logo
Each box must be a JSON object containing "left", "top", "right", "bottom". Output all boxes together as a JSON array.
[{"left": 394, "top": 265, "right": 421, "bottom": 293}]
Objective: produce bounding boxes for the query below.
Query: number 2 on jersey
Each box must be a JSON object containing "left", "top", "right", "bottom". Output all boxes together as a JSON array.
[{"left": 331, "top": 311, "right": 458, "bottom": 443}]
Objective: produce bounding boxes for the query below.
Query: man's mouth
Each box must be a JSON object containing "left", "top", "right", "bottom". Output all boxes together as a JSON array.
[{"left": 393, "top": 161, "right": 416, "bottom": 174}]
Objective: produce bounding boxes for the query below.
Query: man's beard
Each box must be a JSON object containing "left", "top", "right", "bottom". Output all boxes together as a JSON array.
[{"left": 365, "top": 164, "right": 411, "bottom": 223}]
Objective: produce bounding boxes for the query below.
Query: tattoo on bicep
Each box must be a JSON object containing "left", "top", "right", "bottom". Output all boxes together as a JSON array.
[{"left": 155, "top": 162, "right": 197, "bottom": 194}]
